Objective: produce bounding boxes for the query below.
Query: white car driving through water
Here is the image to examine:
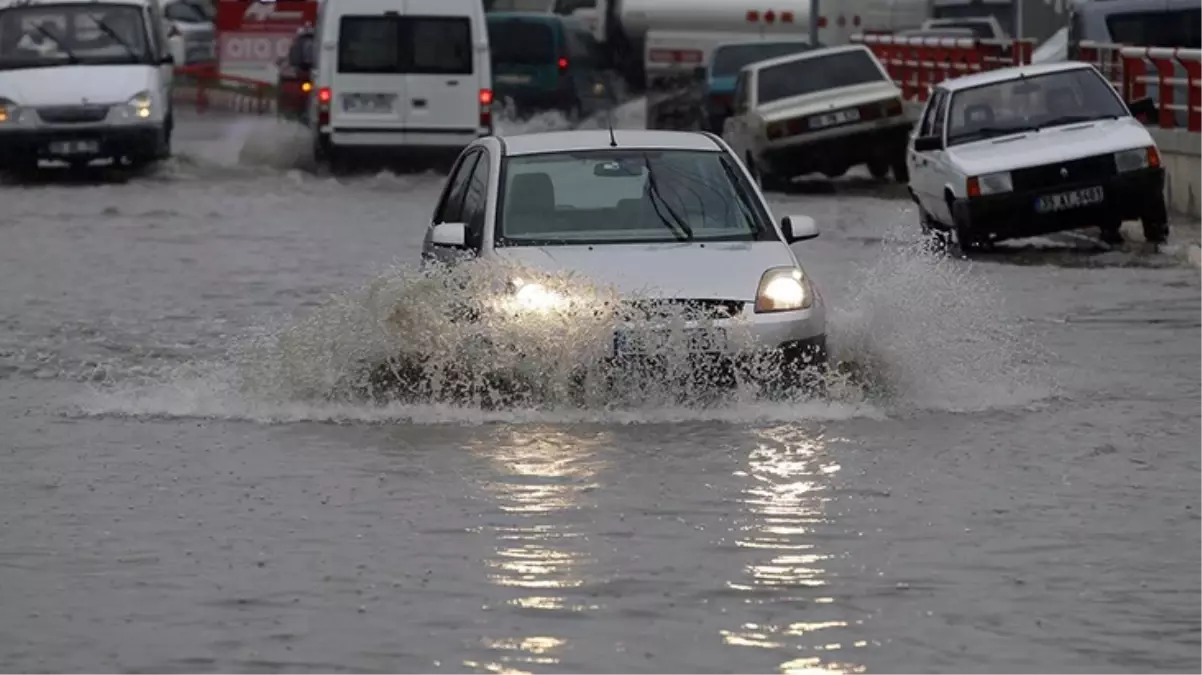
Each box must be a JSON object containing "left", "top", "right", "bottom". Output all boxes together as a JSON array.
[
  {"left": 419, "top": 128, "right": 827, "bottom": 395},
  {"left": 906, "top": 61, "right": 1169, "bottom": 250}
]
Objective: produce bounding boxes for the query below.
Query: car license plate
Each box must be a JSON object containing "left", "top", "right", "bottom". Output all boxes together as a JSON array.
[
  {"left": 1034, "top": 186, "right": 1104, "bottom": 214},
  {"left": 342, "top": 93, "right": 395, "bottom": 113},
  {"left": 496, "top": 73, "right": 532, "bottom": 85},
  {"left": 48, "top": 139, "right": 99, "bottom": 155},
  {"left": 613, "top": 328, "right": 727, "bottom": 357},
  {"left": 809, "top": 108, "right": 861, "bottom": 130}
]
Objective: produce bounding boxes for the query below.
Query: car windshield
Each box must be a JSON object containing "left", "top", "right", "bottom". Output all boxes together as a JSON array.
[
  {"left": 711, "top": 41, "right": 811, "bottom": 78},
  {"left": 497, "top": 149, "right": 771, "bottom": 246},
  {"left": 946, "top": 67, "right": 1130, "bottom": 146},
  {"left": 0, "top": 3, "right": 150, "bottom": 70},
  {"left": 756, "top": 49, "right": 886, "bottom": 105},
  {"left": 164, "top": 2, "right": 206, "bottom": 24},
  {"left": 488, "top": 19, "right": 555, "bottom": 66}
]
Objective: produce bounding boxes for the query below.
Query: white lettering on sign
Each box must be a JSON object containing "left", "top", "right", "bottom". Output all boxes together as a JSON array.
[
  {"left": 244, "top": 3, "right": 305, "bottom": 23},
  {"left": 220, "top": 33, "right": 292, "bottom": 63}
]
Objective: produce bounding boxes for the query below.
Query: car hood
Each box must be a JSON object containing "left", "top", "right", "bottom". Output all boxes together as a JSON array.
[
  {"left": 758, "top": 80, "right": 899, "bottom": 122},
  {"left": 0, "top": 65, "right": 155, "bottom": 106},
  {"left": 947, "top": 117, "right": 1154, "bottom": 175},
  {"left": 494, "top": 241, "right": 798, "bottom": 301}
]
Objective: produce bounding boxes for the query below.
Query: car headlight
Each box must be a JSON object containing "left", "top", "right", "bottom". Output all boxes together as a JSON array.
[
  {"left": 510, "top": 278, "right": 567, "bottom": 313},
  {"left": 0, "top": 97, "right": 18, "bottom": 123},
  {"left": 967, "top": 171, "right": 1012, "bottom": 197},
  {"left": 754, "top": 267, "right": 813, "bottom": 313},
  {"left": 1115, "top": 146, "right": 1159, "bottom": 172},
  {"left": 124, "top": 90, "right": 152, "bottom": 119}
]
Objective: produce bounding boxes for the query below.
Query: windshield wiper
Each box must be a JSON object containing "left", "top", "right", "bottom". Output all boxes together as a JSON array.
[
  {"left": 643, "top": 155, "right": 693, "bottom": 242},
  {"left": 1043, "top": 114, "right": 1111, "bottom": 128},
  {"left": 31, "top": 23, "right": 79, "bottom": 64},
  {"left": 84, "top": 14, "right": 139, "bottom": 60}
]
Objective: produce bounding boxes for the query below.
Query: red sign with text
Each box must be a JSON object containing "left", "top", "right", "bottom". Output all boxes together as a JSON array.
[{"left": 216, "top": 0, "right": 317, "bottom": 80}]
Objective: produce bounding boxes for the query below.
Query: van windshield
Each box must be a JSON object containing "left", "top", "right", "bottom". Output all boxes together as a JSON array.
[
  {"left": 0, "top": 3, "right": 151, "bottom": 70},
  {"left": 497, "top": 149, "right": 772, "bottom": 246},
  {"left": 711, "top": 42, "right": 812, "bottom": 78},
  {"left": 756, "top": 49, "right": 886, "bottom": 105},
  {"left": 488, "top": 19, "right": 555, "bottom": 65},
  {"left": 338, "top": 16, "right": 472, "bottom": 74}
]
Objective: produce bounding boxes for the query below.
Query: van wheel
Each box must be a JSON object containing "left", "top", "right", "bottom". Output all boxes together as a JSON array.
[
  {"left": 157, "top": 115, "right": 173, "bottom": 160},
  {"left": 868, "top": 159, "right": 889, "bottom": 180},
  {"left": 891, "top": 154, "right": 909, "bottom": 182}
]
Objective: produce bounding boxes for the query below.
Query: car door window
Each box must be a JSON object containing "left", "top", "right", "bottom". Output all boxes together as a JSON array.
[
  {"left": 434, "top": 151, "right": 480, "bottom": 225},
  {"left": 460, "top": 151, "right": 491, "bottom": 251},
  {"left": 918, "top": 93, "right": 939, "bottom": 137}
]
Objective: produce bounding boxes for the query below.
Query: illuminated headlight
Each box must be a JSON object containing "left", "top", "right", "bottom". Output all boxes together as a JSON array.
[
  {"left": 510, "top": 278, "right": 568, "bottom": 313},
  {"left": 754, "top": 267, "right": 813, "bottom": 313},
  {"left": 1115, "top": 146, "right": 1158, "bottom": 172},
  {"left": 968, "top": 171, "right": 1013, "bottom": 196},
  {"left": 121, "top": 90, "right": 153, "bottom": 119},
  {"left": 0, "top": 97, "right": 22, "bottom": 123}
]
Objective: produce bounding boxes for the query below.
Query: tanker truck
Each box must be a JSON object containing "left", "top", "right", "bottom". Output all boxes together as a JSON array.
[{"left": 580, "top": 0, "right": 931, "bottom": 94}]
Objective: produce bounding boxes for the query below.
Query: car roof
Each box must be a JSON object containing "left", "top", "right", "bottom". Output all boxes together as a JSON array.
[
  {"left": 499, "top": 130, "right": 723, "bottom": 156},
  {"left": 745, "top": 43, "right": 871, "bottom": 73},
  {"left": 935, "top": 61, "right": 1098, "bottom": 93}
]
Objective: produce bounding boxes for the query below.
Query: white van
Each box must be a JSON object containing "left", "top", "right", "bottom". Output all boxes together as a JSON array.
[
  {"left": 0, "top": 0, "right": 175, "bottom": 172},
  {"left": 310, "top": 0, "right": 493, "bottom": 168}
]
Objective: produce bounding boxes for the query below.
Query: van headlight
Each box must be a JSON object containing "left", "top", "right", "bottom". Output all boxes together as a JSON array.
[
  {"left": 755, "top": 267, "right": 812, "bottom": 313},
  {"left": 120, "top": 90, "right": 153, "bottom": 120},
  {"left": 0, "top": 97, "right": 22, "bottom": 124},
  {"left": 509, "top": 278, "right": 568, "bottom": 313},
  {"left": 1115, "top": 146, "right": 1158, "bottom": 172}
]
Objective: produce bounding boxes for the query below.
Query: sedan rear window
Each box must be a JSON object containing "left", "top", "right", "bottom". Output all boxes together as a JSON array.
[
  {"left": 497, "top": 150, "right": 771, "bottom": 246},
  {"left": 756, "top": 49, "right": 886, "bottom": 105},
  {"left": 338, "top": 16, "right": 472, "bottom": 74},
  {"left": 488, "top": 20, "right": 555, "bottom": 65}
]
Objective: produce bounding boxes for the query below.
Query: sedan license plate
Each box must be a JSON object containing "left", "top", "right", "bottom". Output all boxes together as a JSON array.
[
  {"left": 809, "top": 108, "right": 860, "bottom": 130},
  {"left": 495, "top": 73, "right": 532, "bottom": 85},
  {"left": 1034, "top": 186, "right": 1104, "bottom": 214},
  {"left": 342, "top": 93, "right": 395, "bottom": 113},
  {"left": 613, "top": 328, "right": 727, "bottom": 357},
  {"left": 48, "top": 139, "right": 99, "bottom": 155}
]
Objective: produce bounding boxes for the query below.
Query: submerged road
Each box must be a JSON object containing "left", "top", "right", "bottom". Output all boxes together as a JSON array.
[{"left": 0, "top": 108, "right": 1198, "bottom": 673}]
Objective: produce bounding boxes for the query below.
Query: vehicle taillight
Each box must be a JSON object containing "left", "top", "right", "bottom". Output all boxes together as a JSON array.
[
  {"left": 317, "top": 87, "right": 331, "bottom": 126},
  {"left": 301, "top": 81, "right": 312, "bottom": 93},
  {"left": 479, "top": 88, "right": 493, "bottom": 131},
  {"left": 558, "top": 57, "right": 568, "bottom": 71}
]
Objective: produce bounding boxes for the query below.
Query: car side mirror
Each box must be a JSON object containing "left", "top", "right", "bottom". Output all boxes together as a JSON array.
[
  {"left": 161, "top": 53, "right": 175, "bottom": 65},
  {"left": 1128, "top": 96, "right": 1157, "bottom": 122},
  {"left": 913, "top": 135, "right": 943, "bottom": 152},
  {"left": 780, "top": 214, "right": 819, "bottom": 243},
  {"left": 431, "top": 221, "right": 467, "bottom": 248}
]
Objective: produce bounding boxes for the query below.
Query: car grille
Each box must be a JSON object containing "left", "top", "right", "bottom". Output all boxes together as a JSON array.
[
  {"left": 36, "top": 105, "right": 110, "bottom": 123},
  {"left": 613, "top": 299, "right": 745, "bottom": 321},
  {"left": 1010, "top": 154, "right": 1117, "bottom": 192}
]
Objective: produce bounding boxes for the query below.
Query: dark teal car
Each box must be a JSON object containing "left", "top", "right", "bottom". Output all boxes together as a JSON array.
[
  {"left": 486, "top": 12, "right": 615, "bottom": 122},
  {"left": 703, "top": 40, "right": 816, "bottom": 133}
]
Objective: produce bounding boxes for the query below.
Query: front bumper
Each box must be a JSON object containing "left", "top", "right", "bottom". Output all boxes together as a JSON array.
[
  {"left": 760, "top": 118, "right": 911, "bottom": 175},
  {"left": 0, "top": 123, "right": 162, "bottom": 165},
  {"left": 953, "top": 166, "right": 1166, "bottom": 241}
]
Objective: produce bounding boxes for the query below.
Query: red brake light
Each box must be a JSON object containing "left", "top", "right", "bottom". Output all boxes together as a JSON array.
[
  {"left": 558, "top": 57, "right": 568, "bottom": 71},
  {"left": 479, "top": 88, "right": 493, "bottom": 131},
  {"left": 317, "top": 87, "right": 332, "bottom": 104}
]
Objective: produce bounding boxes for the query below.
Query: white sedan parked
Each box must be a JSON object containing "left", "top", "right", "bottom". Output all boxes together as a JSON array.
[{"left": 420, "top": 129, "right": 828, "bottom": 390}]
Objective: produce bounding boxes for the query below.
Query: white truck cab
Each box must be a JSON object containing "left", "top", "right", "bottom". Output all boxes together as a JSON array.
[
  {"left": 0, "top": 0, "right": 175, "bottom": 172},
  {"left": 310, "top": 0, "right": 493, "bottom": 170}
]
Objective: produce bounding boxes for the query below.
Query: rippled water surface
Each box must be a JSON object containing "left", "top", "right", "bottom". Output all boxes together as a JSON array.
[{"left": 0, "top": 107, "right": 1198, "bottom": 673}]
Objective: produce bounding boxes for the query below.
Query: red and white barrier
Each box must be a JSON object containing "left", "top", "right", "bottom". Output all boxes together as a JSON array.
[
  {"left": 852, "top": 34, "right": 1035, "bottom": 102},
  {"left": 1079, "top": 40, "right": 1201, "bottom": 132}
]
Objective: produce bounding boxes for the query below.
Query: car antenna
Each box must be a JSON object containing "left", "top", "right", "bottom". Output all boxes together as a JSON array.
[{"left": 607, "top": 109, "right": 618, "bottom": 147}]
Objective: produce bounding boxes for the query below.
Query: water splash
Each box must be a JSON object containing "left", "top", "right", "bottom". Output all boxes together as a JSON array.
[{"left": 823, "top": 229, "right": 1055, "bottom": 412}]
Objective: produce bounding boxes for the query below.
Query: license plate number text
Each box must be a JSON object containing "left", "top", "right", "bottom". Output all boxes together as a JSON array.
[{"left": 1035, "top": 186, "right": 1104, "bottom": 213}]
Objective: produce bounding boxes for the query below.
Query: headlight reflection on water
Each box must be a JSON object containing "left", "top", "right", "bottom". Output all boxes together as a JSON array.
[{"left": 720, "top": 428, "right": 869, "bottom": 674}]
